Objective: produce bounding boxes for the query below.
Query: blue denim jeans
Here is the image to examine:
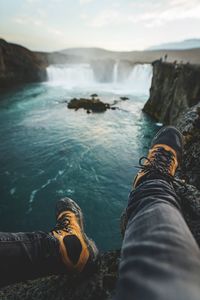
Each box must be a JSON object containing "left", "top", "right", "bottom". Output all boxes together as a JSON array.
[
  {"left": 0, "top": 231, "right": 65, "bottom": 286},
  {"left": 116, "top": 179, "right": 200, "bottom": 300}
]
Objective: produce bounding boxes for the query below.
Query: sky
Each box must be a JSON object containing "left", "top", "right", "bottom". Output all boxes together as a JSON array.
[{"left": 0, "top": 0, "right": 200, "bottom": 52}]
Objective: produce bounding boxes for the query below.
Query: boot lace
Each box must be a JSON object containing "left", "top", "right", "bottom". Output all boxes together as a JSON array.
[
  {"left": 136, "top": 147, "right": 176, "bottom": 181},
  {"left": 53, "top": 214, "right": 72, "bottom": 234}
]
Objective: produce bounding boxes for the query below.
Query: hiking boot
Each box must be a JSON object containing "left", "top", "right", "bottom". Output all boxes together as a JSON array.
[
  {"left": 133, "top": 126, "right": 183, "bottom": 188},
  {"left": 51, "top": 197, "right": 98, "bottom": 274}
]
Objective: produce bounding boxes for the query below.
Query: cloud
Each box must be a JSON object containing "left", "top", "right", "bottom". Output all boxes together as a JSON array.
[
  {"left": 14, "top": 17, "right": 26, "bottom": 25},
  {"left": 80, "top": 13, "right": 88, "bottom": 20},
  {"left": 14, "top": 16, "right": 43, "bottom": 26},
  {"left": 80, "top": 0, "right": 94, "bottom": 5},
  {"left": 88, "top": 10, "right": 120, "bottom": 27},
  {"left": 133, "top": 0, "right": 200, "bottom": 27},
  {"left": 25, "top": 0, "right": 41, "bottom": 3},
  {"left": 13, "top": 15, "right": 65, "bottom": 37},
  {"left": 26, "top": 0, "right": 63, "bottom": 3},
  {"left": 47, "top": 28, "right": 64, "bottom": 36},
  {"left": 86, "top": 0, "right": 200, "bottom": 28}
]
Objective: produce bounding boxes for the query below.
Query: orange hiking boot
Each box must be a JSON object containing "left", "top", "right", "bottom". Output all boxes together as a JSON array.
[
  {"left": 133, "top": 126, "right": 183, "bottom": 188},
  {"left": 51, "top": 197, "right": 98, "bottom": 274}
]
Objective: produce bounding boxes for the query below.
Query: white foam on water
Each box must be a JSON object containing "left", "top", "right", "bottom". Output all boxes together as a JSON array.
[
  {"left": 156, "top": 123, "right": 163, "bottom": 126},
  {"left": 10, "top": 187, "right": 16, "bottom": 195},
  {"left": 67, "top": 189, "right": 74, "bottom": 195},
  {"left": 27, "top": 169, "right": 65, "bottom": 213}
]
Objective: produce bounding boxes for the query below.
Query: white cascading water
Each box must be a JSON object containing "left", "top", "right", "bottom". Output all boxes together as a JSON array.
[
  {"left": 47, "top": 62, "right": 152, "bottom": 95},
  {"left": 125, "top": 64, "right": 153, "bottom": 94},
  {"left": 113, "top": 62, "right": 119, "bottom": 83},
  {"left": 47, "top": 64, "right": 95, "bottom": 88}
]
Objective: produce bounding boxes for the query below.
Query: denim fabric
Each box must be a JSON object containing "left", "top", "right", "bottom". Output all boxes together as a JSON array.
[
  {"left": 0, "top": 231, "right": 65, "bottom": 286},
  {"left": 116, "top": 179, "right": 200, "bottom": 300}
]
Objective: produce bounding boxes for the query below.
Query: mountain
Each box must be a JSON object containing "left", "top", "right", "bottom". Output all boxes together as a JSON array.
[
  {"left": 147, "top": 39, "right": 200, "bottom": 50},
  {"left": 61, "top": 47, "right": 118, "bottom": 60},
  {"left": 59, "top": 46, "right": 200, "bottom": 65}
]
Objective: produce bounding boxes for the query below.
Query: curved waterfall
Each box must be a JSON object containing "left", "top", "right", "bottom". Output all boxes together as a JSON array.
[
  {"left": 47, "top": 64, "right": 95, "bottom": 87},
  {"left": 47, "top": 62, "right": 153, "bottom": 95}
]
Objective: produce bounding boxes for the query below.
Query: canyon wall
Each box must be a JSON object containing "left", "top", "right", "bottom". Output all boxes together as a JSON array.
[
  {"left": 0, "top": 39, "right": 47, "bottom": 89},
  {"left": 143, "top": 61, "right": 200, "bottom": 124}
]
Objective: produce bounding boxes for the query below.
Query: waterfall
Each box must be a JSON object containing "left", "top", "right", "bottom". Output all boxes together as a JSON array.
[
  {"left": 47, "top": 62, "right": 152, "bottom": 95},
  {"left": 47, "top": 64, "right": 95, "bottom": 87},
  {"left": 125, "top": 64, "right": 153, "bottom": 94},
  {"left": 111, "top": 62, "right": 152, "bottom": 95},
  {"left": 113, "top": 62, "right": 119, "bottom": 83}
]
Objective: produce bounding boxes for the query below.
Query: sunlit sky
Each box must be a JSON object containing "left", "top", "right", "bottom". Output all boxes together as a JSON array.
[{"left": 0, "top": 0, "right": 200, "bottom": 52}]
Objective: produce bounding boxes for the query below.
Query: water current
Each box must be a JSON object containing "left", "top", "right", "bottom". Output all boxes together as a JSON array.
[{"left": 0, "top": 63, "right": 159, "bottom": 250}]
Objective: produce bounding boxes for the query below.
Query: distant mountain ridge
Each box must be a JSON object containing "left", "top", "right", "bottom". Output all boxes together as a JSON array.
[
  {"left": 148, "top": 39, "right": 200, "bottom": 50},
  {"left": 58, "top": 45, "right": 200, "bottom": 65},
  {"left": 60, "top": 47, "right": 119, "bottom": 60}
]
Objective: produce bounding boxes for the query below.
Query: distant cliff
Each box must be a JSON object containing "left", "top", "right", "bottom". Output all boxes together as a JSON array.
[
  {"left": 0, "top": 39, "right": 47, "bottom": 89},
  {"left": 143, "top": 61, "right": 200, "bottom": 124}
]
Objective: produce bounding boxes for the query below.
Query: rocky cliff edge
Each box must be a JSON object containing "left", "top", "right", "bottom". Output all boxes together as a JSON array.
[{"left": 143, "top": 61, "right": 200, "bottom": 124}]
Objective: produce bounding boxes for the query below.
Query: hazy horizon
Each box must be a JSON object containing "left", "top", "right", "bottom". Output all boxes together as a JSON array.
[
  {"left": 1, "top": 0, "right": 200, "bottom": 52},
  {"left": 2, "top": 36, "right": 200, "bottom": 54}
]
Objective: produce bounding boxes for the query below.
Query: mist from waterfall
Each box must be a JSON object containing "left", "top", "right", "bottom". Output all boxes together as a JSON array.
[{"left": 47, "top": 62, "right": 153, "bottom": 96}]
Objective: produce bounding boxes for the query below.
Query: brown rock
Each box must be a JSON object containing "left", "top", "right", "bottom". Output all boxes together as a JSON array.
[{"left": 68, "top": 98, "right": 110, "bottom": 112}]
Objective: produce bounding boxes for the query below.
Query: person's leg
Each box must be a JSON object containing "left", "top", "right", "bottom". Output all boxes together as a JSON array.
[
  {"left": 116, "top": 127, "right": 200, "bottom": 300},
  {"left": 0, "top": 198, "right": 98, "bottom": 287},
  {"left": 0, "top": 230, "right": 64, "bottom": 287}
]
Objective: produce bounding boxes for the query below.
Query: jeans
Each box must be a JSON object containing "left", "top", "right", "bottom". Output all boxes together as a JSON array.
[
  {"left": 116, "top": 179, "right": 200, "bottom": 300},
  {"left": 0, "top": 231, "right": 65, "bottom": 287}
]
